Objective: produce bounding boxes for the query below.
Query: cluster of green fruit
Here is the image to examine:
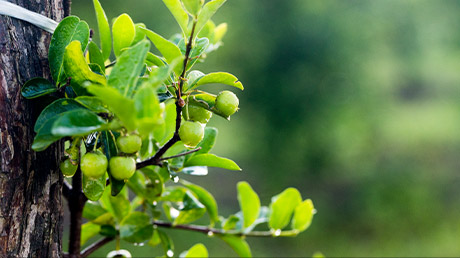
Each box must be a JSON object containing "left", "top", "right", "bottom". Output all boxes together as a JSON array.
[
  {"left": 60, "top": 135, "right": 142, "bottom": 181},
  {"left": 180, "top": 90, "right": 239, "bottom": 147}
]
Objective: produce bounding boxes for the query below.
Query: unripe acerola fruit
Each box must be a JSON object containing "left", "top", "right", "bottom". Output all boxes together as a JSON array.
[
  {"left": 81, "top": 152, "right": 108, "bottom": 178},
  {"left": 117, "top": 135, "right": 142, "bottom": 154},
  {"left": 185, "top": 105, "right": 212, "bottom": 124},
  {"left": 60, "top": 158, "right": 78, "bottom": 177},
  {"left": 109, "top": 156, "right": 136, "bottom": 181},
  {"left": 179, "top": 121, "right": 204, "bottom": 148},
  {"left": 215, "top": 90, "right": 239, "bottom": 117}
]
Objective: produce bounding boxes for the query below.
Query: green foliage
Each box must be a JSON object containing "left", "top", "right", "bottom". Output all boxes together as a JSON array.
[{"left": 21, "top": 0, "right": 316, "bottom": 257}]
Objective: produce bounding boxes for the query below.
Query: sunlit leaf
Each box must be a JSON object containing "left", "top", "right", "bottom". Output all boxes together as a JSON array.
[
  {"left": 195, "top": 0, "right": 226, "bottom": 36},
  {"left": 88, "top": 41, "right": 105, "bottom": 73},
  {"left": 81, "top": 222, "right": 101, "bottom": 246},
  {"left": 162, "top": 0, "right": 189, "bottom": 36},
  {"left": 292, "top": 199, "right": 315, "bottom": 232},
  {"left": 237, "top": 181, "right": 260, "bottom": 228},
  {"left": 93, "top": 0, "right": 112, "bottom": 60},
  {"left": 112, "top": 13, "right": 135, "bottom": 57},
  {"left": 219, "top": 235, "right": 252, "bottom": 258},
  {"left": 268, "top": 188, "right": 302, "bottom": 230},
  {"left": 181, "top": 243, "right": 208, "bottom": 258},
  {"left": 185, "top": 153, "right": 241, "bottom": 170}
]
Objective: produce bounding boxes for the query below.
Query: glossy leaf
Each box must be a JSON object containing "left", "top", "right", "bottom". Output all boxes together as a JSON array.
[
  {"left": 134, "top": 84, "right": 163, "bottom": 137},
  {"left": 157, "top": 229, "right": 175, "bottom": 257},
  {"left": 82, "top": 173, "right": 106, "bottom": 201},
  {"left": 32, "top": 118, "right": 64, "bottom": 151},
  {"left": 49, "top": 16, "right": 90, "bottom": 84},
  {"left": 120, "top": 212, "right": 154, "bottom": 243},
  {"left": 21, "top": 77, "right": 56, "bottom": 99},
  {"left": 88, "top": 41, "right": 105, "bottom": 73},
  {"left": 268, "top": 188, "right": 302, "bottom": 230},
  {"left": 108, "top": 39, "right": 150, "bottom": 97},
  {"left": 219, "top": 235, "right": 252, "bottom": 258},
  {"left": 182, "top": 243, "right": 208, "bottom": 258},
  {"left": 81, "top": 222, "right": 101, "bottom": 246},
  {"left": 75, "top": 96, "right": 109, "bottom": 113},
  {"left": 100, "top": 225, "right": 117, "bottom": 238},
  {"left": 174, "top": 204, "right": 206, "bottom": 225},
  {"left": 292, "top": 199, "right": 315, "bottom": 232},
  {"left": 195, "top": 0, "right": 226, "bottom": 36},
  {"left": 185, "top": 153, "right": 241, "bottom": 170},
  {"left": 190, "top": 72, "right": 244, "bottom": 91},
  {"left": 87, "top": 85, "right": 136, "bottom": 131},
  {"left": 181, "top": 166, "right": 208, "bottom": 176},
  {"left": 162, "top": 0, "right": 189, "bottom": 35},
  {"left": 161, "top": 186, "right": 188, "bottom": 202},
  {"left": 141, "top": 28, "right": 183, "bottom": 74},
  {"left": 83, "top": 201, "right": 107, "bottom": 221},
  {"left": 181, "top": 180, "right": 219, "bottom": 225},
  {"left": 63, "top": 41, "right": 106, "bottom": 95},
  {"left": 51, "top": 109, "right": 108, "bottom": 136},
  {"left": 93, "top": 0, "right": 112, "bottom": 60},
  {"left": 194, "top": 127, "right": 217, "bottom": 155},
  {"left": 34, "top": 99, "right": 85, "bottom": 132},
  {"left": 237, "top": 181, "right": 260, "bottom": 228},
  {"left": 112, "top": 13, "right": 135, "bottom": 57}
]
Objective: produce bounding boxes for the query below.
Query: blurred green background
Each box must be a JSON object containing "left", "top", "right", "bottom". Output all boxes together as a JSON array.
[{"left": 71, "top": 0, "right": 460, "bottom": 256}]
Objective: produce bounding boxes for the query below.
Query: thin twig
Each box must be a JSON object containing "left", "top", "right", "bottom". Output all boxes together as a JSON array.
[
  {"left": 160, "top": 147, "right": 201, "bottom": 161},
  {"left": 105, "top": 60, "right": 116, "bottom": 68},
  {"left": 80, "top": 237, "right": 114, "bottom": 258},
  {"left": 153, "top": 220, "right": 298, "bottom": 238}
]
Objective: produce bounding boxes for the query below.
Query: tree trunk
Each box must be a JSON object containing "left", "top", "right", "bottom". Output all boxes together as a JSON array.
[{"left": 0, "top": 0, "right": 67, "bottom": 257}]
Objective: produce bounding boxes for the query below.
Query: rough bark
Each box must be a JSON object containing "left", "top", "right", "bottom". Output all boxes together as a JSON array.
[{"left": 0, "top": 0, "right": 66, "bottom": 257}]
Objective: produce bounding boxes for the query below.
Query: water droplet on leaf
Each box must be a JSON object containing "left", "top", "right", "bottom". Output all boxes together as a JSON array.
[{"left": 166, "top": 250, "right": 174, "bottom": 257}]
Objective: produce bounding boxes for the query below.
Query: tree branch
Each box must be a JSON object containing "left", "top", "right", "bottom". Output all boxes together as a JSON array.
[
  {"left": 153, "top": 220, "right": 299, "bottom": 238},
  {"left": 68, "top": 167, "right": 85, "bottom": 257},
  {"left": 80, "top": 237, "right": 114, "bottom": 258},
  {"left": 160, "top": 147, "right": 201, "bottom": 161}
]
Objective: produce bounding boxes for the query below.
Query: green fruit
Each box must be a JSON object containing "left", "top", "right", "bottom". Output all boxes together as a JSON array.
[
  {"left": 179, "top": 121, "right": 204, "bottom": 148},
  {"left": 185, "top": 105, "right": 212, "bottom": 124},
  {"left": 81, "top": 152, "right": 108, "bottom": 178},
  {"left": 60, "top": 159, "right": 78, "bottom": 177},
  {"left": 215, "top": 90, "right": 239, "bottom": 116},
  {"left": 117, "top": 135, "right": 142, "bottom": 154},
  {"left": 109, "top": 156, "right": 136, "bottom": 181}
]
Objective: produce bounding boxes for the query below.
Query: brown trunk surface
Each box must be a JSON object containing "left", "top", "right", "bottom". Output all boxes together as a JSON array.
[{"left": 0, "top": 1, "right": 67, "bottom": 257}]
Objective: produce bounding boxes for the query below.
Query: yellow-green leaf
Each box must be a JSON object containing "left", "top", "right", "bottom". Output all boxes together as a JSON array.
[
  {"left": 268, "top": 188, "right": 302, "bottom": 230},
  {"left": 112, "top": 13, "right": 135, "bottom": 57},
  {"left": 162, "top": 0, "right": 189, "bottom": 36},
  {"left": 292, "top": 199, "right": 315, "bottom": 232},
  {"left": 195, "top": 0, "right": 226, "bottom": 36},
  {"left": 237, "top": 181, "right": 260, "bottom": 228}
]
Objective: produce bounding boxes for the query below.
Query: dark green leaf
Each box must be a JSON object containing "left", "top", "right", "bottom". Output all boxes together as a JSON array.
[
  {"left": 32, "top": 118, "right": 63, "bottom": 151},
  {"left": 181, "top": 180, "right": 219, "bottom": 225},
  {"left": 93, "top": 0, "right": 112, "bottom": 60},
  {"left": 268, "top": 188, "right": 302, "bottom": 230},
  {"left": 112, "top": 13, "right": 135, "bottom": 57},
  {"left": 75, "top": 96, "right": 109, "bottom": 113},
  {"left": 49, "top": 16, "right": 90, "bottom": 84},
  {"left": 34, "top": 98, "right": 85, "bottom": 132},
  {"left": 185, "top": 153, "right": 241, "bottom": 170},
  {"left": 157, "top": 229, "right": 174, "bottom": 257},
  {"left": 21, "top": 77, "right": 56, "bottom": 99},
  {"left": 100, "top": 225, "right": 117, "bottom": 238},
  {"left": 51, "top": 109, "right": 108, "bottom": 136},
  {"left": 126, "top": 171, "right": 146, "bottom": 197},
  {"left": 83, "top": 201, "right": 107, "bottom": 221},
  {"left": 161, "top": 186, "right": 188, "bottom": 202},
  {"left": 101, "top": 185, "right": 130, "bottom": 222},
  {"left": 219, "top": 235, "right": 252, "bottom": 258},
  {"left": 120, "top": 212, "right": 154, "bottom": 243},
  {"left": 108, "top": 39, "right": 150, "bottom": 97},
  {"left": 237, "top": 181, "right": 260, "bottom": 228}
]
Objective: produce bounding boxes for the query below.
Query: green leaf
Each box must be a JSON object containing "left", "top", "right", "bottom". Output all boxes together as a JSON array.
[
  {"left": 134, "top": 84, "right": 163, "bottom": 137},
  {"left": 194, "top": 127, "right": 217, "bottom": 155},
  {"left": 100, "top": 225, "right": 117, "bottom": 238},
  {"left": 108, "top": 39, "right": 150, "bottom": 97},
  {"left": 213, "top": 22, "right": 227, "bottom": 43},
  {"left": 75, "top": 96, "right": 109, "bottom": 113},
  {"left": 93, "top": 0, "right": 112, "bottom": 60},
  {"left": 157, "top": 230, "right": 174, "bottom": 257},
  {"left": 182, "top": 243, "right": 208, "bottom": 258},
  {"left": 83, "top": 201, "right": 107, "bottom": 221},
  {"left": 190, "top": 72, "right": 244, "bottom": 91},
  {"left": 120, "top": 212, "right": 154, "bottom": 243},
  {"left": 141, "top": 28, "right": 183, "bottom": 75},
  {"left": 174, "top": 191, "right": 206, "bottom": 225},
  {"left": 88, "top": 41, "right": 105, "bottom": 73},
  {"left": 161, "top": 186, "right": 188, "bottom": 202},
  {"left": 181, "top": 180, "right": 219, "bottom": 225},
  {"left": 197, "top": 20, "right": 216, "bottom": 42},
  {"left": 146, "top": 52, "right": 166, "bottom": 67},
  {"left": 292, "top": 199, "right": 315, "bottom": 232},
  {"left": 34, "top": 99, "right": 85, "bottom": 132},
  {"left": 126, "top": 171, "right": 146, "bottom": 197},
  {"left": 182, "top": 0, "right": 203, "bottom": 16},
  {"left": 132, "top": 23, "right": 147, "bottom": 45},
  {"left": 181, "top": 166, "right": 208, "bottom": 176},
  {"left": 63, "top": 41, "right": 106, "bottom": 94},
  {"left": 32, "top": 118, "right": 63, "bottom": 151},
  {"left": 101, "top": 185, "right": 130, "bottom": 222},
  {"left": 268, "top": 188, "right": 302, "bottom": 230},
  {"left": 112, "top": 13, "right": 135, "bottom": 57},
  {"left": 87, "top": 85, "right": 136, "bottom": 131},
  {"left": 222, "top": 215, "right": 239, "bottom": 230},
  {"left": 219, "top": 235, "right": 252, "bottom": 258},
  {"left": 185, "top": 37, "right": 209, "bottom": 70},
  {"left": 185, "top": 154, "right": 241, "bottom": 170},
  {"left": 160, "top": 100, "right": 178, "bottom": 144},
  {"left": 195, "top": 0, "right": 226, "bottom": 36},
  {"left": 101, "top": 131, "right": 126, "bottom": 196},
  {"left": 162, "top": 0, "right": 189, "bottom": 36},
  {"left": 148, "top": 229, "right": 161, "bottom": 247},
  {"left": 237, "top": 181, "right": 260, "bottom": 228},
  {"left": 82, "top": 173, "right": 107, "bottom": 201},
  {"left": 21, "top": 77, "right": 56, "bottom": 99},
  {"left": 81, "top": 222, "right": 101, "bottom": 246},
  {"left": 49, "top": 16, "right": 90, "bottom": 84},
  {"left": 51, "top": 109, "right": 108, "bottom": 136}
]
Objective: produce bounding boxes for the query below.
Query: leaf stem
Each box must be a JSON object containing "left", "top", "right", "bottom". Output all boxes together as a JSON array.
[
  {"left": 160, "top": 147, "right": 201, "bottom": 161},
  {"left": 153, "top": 220, "right": 299, "bottom": 238}
]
